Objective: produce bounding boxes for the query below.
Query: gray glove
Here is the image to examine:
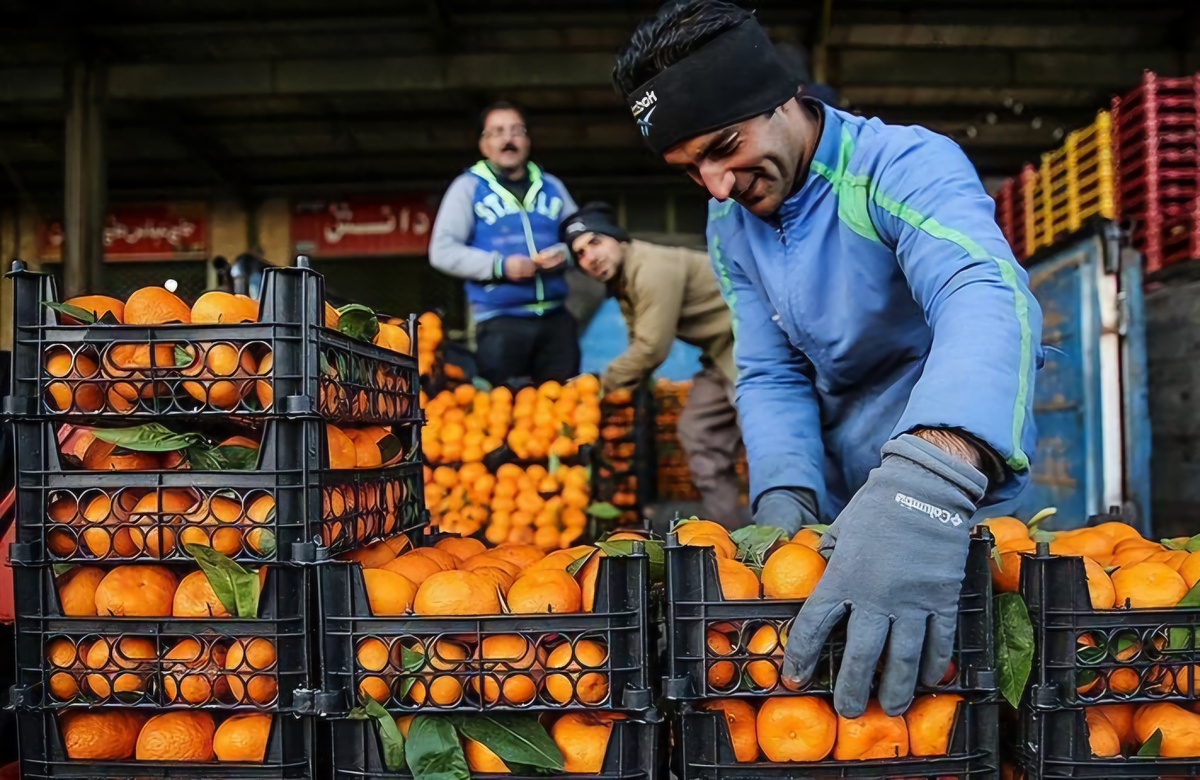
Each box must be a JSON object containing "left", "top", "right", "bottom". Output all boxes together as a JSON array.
[
  {"left": 781, "top": 434, "right": 987, "bottom": 718},
  {"left": 751, "top": 487, "right": 819, "bottom": 536}
]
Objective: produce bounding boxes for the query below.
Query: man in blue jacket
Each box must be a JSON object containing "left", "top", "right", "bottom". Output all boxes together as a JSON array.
[
  {"left": 615, "top": 2, "right": 1043, "bottom": 718},
  {"left": 430, "top": 101, "right": 580, "bottom": 386}
]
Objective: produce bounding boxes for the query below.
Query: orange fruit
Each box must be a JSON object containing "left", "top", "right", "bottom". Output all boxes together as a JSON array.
[
  {"left": 363, "top": 568, "right": 417, "bottom": 616},
  {"left": 757, "top": 696, "right": 837, "bottom": 762},
  {"left": 465, "top": 739, "right": 511, "bottom": 774},
  {"left": 344, "top": 540, "right": 399, "bottom": 569},
  {"left": 414, "top": 570, "right": 501, "bottom": 615},
  {"left": 213, "top": 713, "right": 271, "bottom": 762},
  {"left": 551, "top": 713, "right": 613, "bottom": 774},
  {"left": 990, "top": 549, "right": 1025, "bottom": 594},
  {"left": 409, "top": 546, "right": 460, "bottom": 572},
  {"left": 383, "top": 552, "right": 444, "bottom": 586},
  {"left": 472, "top": 566, "right": 516, "bottom": 595},
  {"left": 791, "top": 528, "right": 822, "bottom": 549},
  {"left": 406, "top": 639, "right": 468, "bottom": 707},
  {"left": 1093, "top": 704, "right": 1135, "bottom": 748},
  {"left": 173, "top": 570, "right": 232, "bottom": 618},
  {"left": 717, "top": 558, "right": 761, "bottom": 600},
  {"left": 94, "top": 565, "right": 178, "bottom": 616},
  {"left": 1086, "top": 708, "right": 1122, "bottom": 757},
  {"left": 746, "top": 623, "right": 785, "bottom": 691},
  {"left": 127, "top": 488, "right": 199, "bottom": 558},
  {"left": 527, "top": 546, "right": 595, "bottom": 573},
  {"left": 223, "top": 638, "right": 278, "bottom": 705},
  {"left": 701, "top": 699, "right": 759, "bottom": 762},
  {"left": 61, "top": 710, "right": 146, "bottom": 760},
  {"left": 1050, "top": 528, "right": 1116, "bottom": 565},
  {"left": 544, "top": 639, "right": 609, "bottom": 704},
  {"left": 162, "top": 638, "right": 228, "bottom": 705},
  {"left": 834, "top": 701, "right": 909, "bottom": 760},
  {"left": 80, "top": 491, "right": 143, "bottom": 559},
  {"left": 46, "top": 638, "right": 86, "bottom": 700},
  {"left": 473, "top": 634, "right": 539, "bottom": 705},
  {"left": 191, "top": 290, "right": 258, "bottom": 324},
  {"left": 761, "top": 543, "right": 826, "bottom": 599},
  {"left": 507, "top": 569, "right": 583, "bottom": 614},
  {"left": 1083, "top": 556, "right": 1116, "bottom": 609},
  {"left": 57, "top": 565, "right": 105, "bottom": 616},
  {"left": 136, "top": 711, "right": 216, "bottom": 761},
  {"left": 326, "top": 425, "right": 358, "bottom": 469},
  {"left": 62, "top": 294, "right": 125, "bottom": 323},
  {"left": 124, "top": 286, "right": 191, "bottom": 325},
  {"left": 487, "top": 544, "right": 546, "bottom": 569},
  {"left": 980, "top": 516, "right": 1031, "bottom": 550},
  {"left": 905, "top": 693, "right": 962, "bottom": 756},
  {"left": 1180, "top": 550, "right": 1200, "bottom": 589},
  {"left": 684, "top": 533, "right": 737, "bottom": 560},
  {"left": 180, "top": 343, "right": 257, "bottom": 409},
  {"left": 434, "top": 536, "right": 487, "bottom": 562},
  {"left": 84, "top": 636, "right": 157, "bottom": 698},
  {"left": 1109, "top": 538, "right": 1163, "bottom": 569},
  {"left": 705, "top": 630, "right": 737, "bottom": 690},
  {"left": 1112, "top": 562, "right": 1189, "bottom": 608},
  {"left": 1133, "top": 702, "right": 1200, "bottom": 757},
  {"left": 356, "top": 637, "right": 395, "bottom": 703},
  {"left": 45, "top": 348, "right": 103, "bottom": 412}
]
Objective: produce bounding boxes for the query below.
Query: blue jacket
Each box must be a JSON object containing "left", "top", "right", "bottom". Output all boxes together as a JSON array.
[
  {"left": 708, "top": 102, "right": 1044, "bottom": 519},
  {"left": 429, "top": 161, "right": 576, "bottom": 321}
]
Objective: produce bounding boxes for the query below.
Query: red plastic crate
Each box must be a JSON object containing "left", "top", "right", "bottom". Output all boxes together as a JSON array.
[{"left": 1112, "top": 71, "right": 1200, "bottom": 273}]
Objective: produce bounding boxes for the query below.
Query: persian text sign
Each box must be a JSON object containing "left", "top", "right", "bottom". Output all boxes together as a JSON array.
[
  {"left": 292, "top": 197, "right": 435, "bottom": 257},
  {"left": 39, "top": 204, "right": 207, "bottom": 261}
]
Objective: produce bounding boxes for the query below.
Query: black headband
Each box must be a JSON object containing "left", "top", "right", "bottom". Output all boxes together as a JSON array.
[
  {"left": 560, "top": 203, "right": 630, "bottom": 256},
  {"left": 625, "top": 18, "right": 800, "bottom": 155}
]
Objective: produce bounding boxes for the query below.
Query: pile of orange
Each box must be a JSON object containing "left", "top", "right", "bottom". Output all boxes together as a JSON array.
[
  {"left": 983, "top": 516, "right": 1200, "bottom": 609},
  {"left": 1083, "top": 701, "right": 1200, "bottom": 758},
  {"left": 60, "top": 708, "right": 273, "bottom": 763},
  {"left": 422, "top": 376, "right": 601, "bottom": 466},
  {"left": 702, "top": 694, "right": 963, "bottom": 763},
  {"left": 415, "top": 312, "right": 442, "bottom": 378},
  {"left": 425, "top": 461, "right": 592, "bottom": 547},
  {"left": 595, "top": 388, "right": 639, "bottom": 520},
  {"left": 674, "top": 520, "right": 828, "bottom": 602},
  {"left": 342, "top": 536, "right": 639, "bottom": 708},
  {"left": 44, "top": 287, "right": 412, "bottom": 416}
]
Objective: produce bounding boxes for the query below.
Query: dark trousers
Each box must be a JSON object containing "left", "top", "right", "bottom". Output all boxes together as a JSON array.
[
  {"left": 475, "top": 308, "right": 581, "bottom": 387},
  {"left": 677, "top": 364, "right": 746, "bottom": 529}
]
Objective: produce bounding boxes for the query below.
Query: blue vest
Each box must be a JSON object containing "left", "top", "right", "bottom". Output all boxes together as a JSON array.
[{"left": 465, "top": 161, "right": 569, "bottom": 320}]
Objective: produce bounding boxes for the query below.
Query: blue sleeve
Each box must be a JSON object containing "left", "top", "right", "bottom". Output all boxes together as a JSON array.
[
  {"left": 706, "top": 201, "right": 828, "bottom": 512},
  {"left": 867, "top": 131, "right": 1044, "bottom": 501}
]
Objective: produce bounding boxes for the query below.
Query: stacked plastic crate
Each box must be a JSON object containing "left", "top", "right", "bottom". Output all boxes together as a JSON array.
[
  {"left": 1026, "top": 110, "right": 1117, "bottom": 258},
  {"left": 1009, "top": 547, "right": 1200, "bottom": 779},
  {"left": 663, "top": 527, "right": 1001, "bottom": 778},
  {"left": 1112, "top": 71, "right": 1200, "bottom": 274},
  {"left": 594, "top": 383, "right": 656, "bottom": 527},
  {"left": 6, "top": 260, "right": 424, "bottom": 779}
]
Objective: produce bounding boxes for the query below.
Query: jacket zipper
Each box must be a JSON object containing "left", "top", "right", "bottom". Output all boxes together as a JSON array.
[{"left": 517, "top": 208, "right": 545, "bottom": 304}]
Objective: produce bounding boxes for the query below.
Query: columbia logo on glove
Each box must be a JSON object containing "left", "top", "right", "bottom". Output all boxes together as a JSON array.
[{"left": 894, "top": 492, "right": 964, "bottom": 527}]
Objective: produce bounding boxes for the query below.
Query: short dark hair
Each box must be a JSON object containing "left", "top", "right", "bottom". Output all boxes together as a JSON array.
[
  {"left": 480, "top": 100, "right": 528, "bottom": 132},
  {"left": 613, "top": 0, "right": 755, "bottom": 97}
]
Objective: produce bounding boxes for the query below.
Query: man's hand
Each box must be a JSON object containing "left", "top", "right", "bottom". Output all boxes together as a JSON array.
[
  {"left": 533, "top": 247, "right": 567, "bottom": 270},
  {"left": 504, "top": 255, "right": 537, "bottom": 280},
  {"left": 781, "top": 434, "right": 987, "bottom": 718},
  {"left": 752, "top": 488, "right": 819, "bottom": 537}
]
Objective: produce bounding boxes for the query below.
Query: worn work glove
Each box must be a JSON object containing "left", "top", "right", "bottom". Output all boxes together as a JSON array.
[
  {"left": 781, "top": 434, "right": 987, "bottom": 718},
  {"left": 752, "top": 487, "right": 819, "bottom": 537}
]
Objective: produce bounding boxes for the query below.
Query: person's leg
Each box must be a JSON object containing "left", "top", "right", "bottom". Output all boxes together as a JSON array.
[
  {"left": 475, "top": 316, "right": 536, "bottom": 387},
  {"left": 677, "top": 365, "right": 745, "bottom": 529},
  {"left": 531, "top": 308, "right": 581, "bottom": 384}
]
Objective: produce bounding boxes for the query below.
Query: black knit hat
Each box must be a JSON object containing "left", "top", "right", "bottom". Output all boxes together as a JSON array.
[{"left": 559, "top": 202, "right": 630, "bottom": 257}]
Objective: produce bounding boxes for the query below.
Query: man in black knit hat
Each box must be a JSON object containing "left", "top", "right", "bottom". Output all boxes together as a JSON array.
[{"left": 561, "top": 202, "right": 745, "bottom": 527}]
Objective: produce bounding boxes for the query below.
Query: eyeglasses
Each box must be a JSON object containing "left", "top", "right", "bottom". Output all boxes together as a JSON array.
[{"left": 482, "top": 125, "right": 528, "bottom": 140}]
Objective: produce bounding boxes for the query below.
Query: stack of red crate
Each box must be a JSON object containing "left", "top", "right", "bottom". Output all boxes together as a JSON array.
[
  {"left": 1112, "top": 71, "right": 1200, "bottom": 274},
  {"left": 994, "top": 169, "right": 1035, "bottom": 263}
]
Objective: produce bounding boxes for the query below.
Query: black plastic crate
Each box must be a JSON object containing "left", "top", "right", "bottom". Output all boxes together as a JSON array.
[
  {"left": 1011, "top": 706, "right": 1200, "bottom": 778},
  {"left": 674, "top": 700, "right": 998, "bottom": 779},
  {"left": 9, "top": 564, "right": 311, "bottom": 712},
  {"left": 327, "top": 714, "right": 660, "bottom": 779},
  {"left": 10, "top": 418, "right": 426, "bottom": 564},
  {"left": 315, "top": 552, "right": 654, "bottom": 716},
  {"left": 17, "top": 707, "right": 313, "bottom": 778},
  {"left": 1020, "top": 550, "right": 1200, "bottom": 709},
  {"left": 7, "top": 259, "right": 419, "bottom": 425},
  {"left": 663, "top": 530, "right": 996, "bottom": 701}
]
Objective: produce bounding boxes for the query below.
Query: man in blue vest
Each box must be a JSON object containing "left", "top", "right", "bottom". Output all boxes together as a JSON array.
[
  {"left": 430, "top": 101, "right": 581, "bottom": 387},
  {"left": 615, "top": 2, "right": 1043, "bottom": 719}
]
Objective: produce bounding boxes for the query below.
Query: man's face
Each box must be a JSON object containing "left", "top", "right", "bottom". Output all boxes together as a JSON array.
[
  {"left": 663, "top": 104, "right": 803, "bottom": 218},
  {"left": 479, "top": 108, "right": 531, "bottom": 171},
  {"left": 570, "top": 232, "right": 625, "bottom": 283}
]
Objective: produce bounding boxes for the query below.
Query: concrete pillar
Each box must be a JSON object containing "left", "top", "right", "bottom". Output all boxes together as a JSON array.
[
  {"left": 254, "top": 198, "right": 292, "bottom": 266},
  {"left": 63, "top": 59, "right": 106, "bottom": 297}
]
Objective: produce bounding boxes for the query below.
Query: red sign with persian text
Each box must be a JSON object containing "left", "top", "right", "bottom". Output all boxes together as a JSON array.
[
  {"left": 38, "top": 204, "right": 207, "bottom": 261},
  {"left": 291, "top": 197, "right": 436, "bottom": 258}
]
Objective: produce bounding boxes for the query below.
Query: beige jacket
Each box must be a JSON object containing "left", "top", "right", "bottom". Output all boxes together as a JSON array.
[{"left": 604, "top": 239, "right": 736, "bottom": 392}]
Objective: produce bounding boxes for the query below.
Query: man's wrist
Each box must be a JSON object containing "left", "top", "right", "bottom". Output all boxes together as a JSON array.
[{"left": 910, "top": 428, "right": 1003, "bottom": 484}]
